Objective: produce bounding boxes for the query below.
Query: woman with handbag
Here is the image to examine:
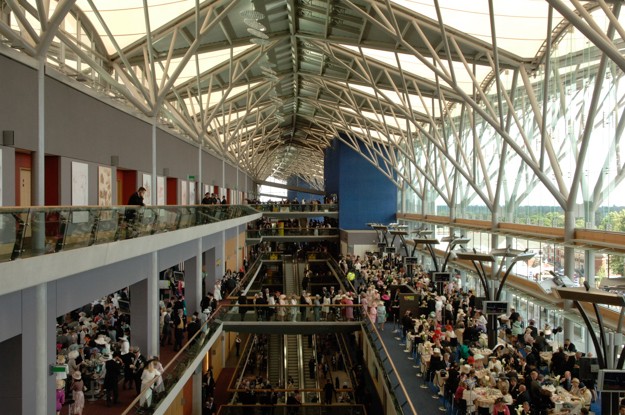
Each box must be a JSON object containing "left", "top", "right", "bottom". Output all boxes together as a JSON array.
[
  {"left": 140, "top": 361, "right": 162, "bottom": 408},
  {"left": 70, "top": 372, "right": 85, "bottom": 415}
]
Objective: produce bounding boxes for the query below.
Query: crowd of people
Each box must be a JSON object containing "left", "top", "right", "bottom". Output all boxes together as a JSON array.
[
  {"left": 55, "top": 292, "right": 165, "bottom": 414},
  {"left": 335, "top": 252, "right": 598, "bottom": 415}
]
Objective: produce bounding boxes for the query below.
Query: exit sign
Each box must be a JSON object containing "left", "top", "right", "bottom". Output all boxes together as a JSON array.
[{"left": 187, "top": 175, "right": 195, "bottom": 180}]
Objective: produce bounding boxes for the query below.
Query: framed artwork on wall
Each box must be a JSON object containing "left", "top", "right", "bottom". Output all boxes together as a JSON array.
[
  {"left": 98, "top": 166, "right": 112, "bottom": 206},
  {"left": 181, "top": 180, "right": 187, "bottom": 205},
  {"left": 71, "top": 161, "right": 89, "bottom": 206},
  {"left": 142, "top": 174, "right": 152, "bottom": 205},
  {"left": 157, "top": 176, "right": 165, "bottom": 205}
]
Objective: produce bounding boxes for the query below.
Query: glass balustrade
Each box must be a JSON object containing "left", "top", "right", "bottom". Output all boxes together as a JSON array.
[
  {"left": 217, "top": 303, "right": 364, "bottom": 323},
  {"left": 120, "top": 305, "right": 229, "bottom": 415},
  {"left": 216, "top": 405, "right": 366, "bottom": 415},
  {"left": 246, "top": 228, "right": 339, "bottom": 237},
  {"left": 249, "top": 204, "right": 338, "bottom": 213},
  {"left": 0, "top": 204, "right": 259, "bottom": 263}
]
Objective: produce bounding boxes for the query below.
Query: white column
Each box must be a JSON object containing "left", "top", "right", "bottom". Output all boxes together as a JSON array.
[
  {"left": 193, "top": 366, "right": 203, "bottom": 414},
  {"left": 184, "top": 239, "right": 204, "bottom": 315},
  {"left": 152, "top": 119, "right": 157, "bottom": 202},
  {"left": 198, "top": 144, "right": 202, "bottom": 201}
]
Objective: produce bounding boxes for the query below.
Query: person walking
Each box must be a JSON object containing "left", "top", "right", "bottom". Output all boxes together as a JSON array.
[
  {"left": 161, "top": 308, "right": 173, "bottom": 346},
  {"left": 102, "top": 353, "right": 122, "bottom": 407},
  {"left": 70, "top": 371, "right": 85, "bottom": 415},
  {"left": 130, "top": 348, "right": 147, "bottom": 396},
  {"left": 235, "top": 335, "right": 241, "bottom": 356},
  {"left": 173, "top": 308, "right": 186, "bottom": 351},
  {"left": 323, "top": 379, "right": 335, "bottom": 404}
]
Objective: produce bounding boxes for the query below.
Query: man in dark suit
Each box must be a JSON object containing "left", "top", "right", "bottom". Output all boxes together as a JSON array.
[
  {"left": 563, "top": 339, "right": 577, "bottom": 353},
  {"left": 516, "top": 385, "right": 531, "bottom": 406},
  {"left": 102, "top": 353, "right": 123, "bottom": 406},
  {"left": 187, "top": 315, "right": 200, "bottom": 344},
  {"left": 161, "top": 308, "right": 173, "bottom": 346},
  {"left": 173, "top": 308, "right": 187, "bottom": 351},
  {"left": 238, "top": 290, "right": 248, "bottom": 321},
  {"left": 126, "top": 187, "right": 146, "bottom": 228},
  {"left": 121, "top": 347, "right": 136, "bottom": 390},
  {"left": 562, "top": 371, "right": 573, "bottom": 391},
  {"left": 130, "top": 348, "right": 147, "bottom": 396}
]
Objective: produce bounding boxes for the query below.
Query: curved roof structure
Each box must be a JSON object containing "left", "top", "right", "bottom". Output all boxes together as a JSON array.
[{"left": 2, "top": 0, "right": 624, "bottom": 220}]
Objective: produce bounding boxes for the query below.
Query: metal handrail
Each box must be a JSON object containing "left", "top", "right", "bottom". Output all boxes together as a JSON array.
[
  {"left": 327, "top": 255, "right": 418, "bottom": 415},
  {"left": 119, "top": 304, "right": 227, "bottom": 415}
]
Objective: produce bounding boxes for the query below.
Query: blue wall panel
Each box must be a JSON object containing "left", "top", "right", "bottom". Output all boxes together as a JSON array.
[
  {"left": 286, "top": 177, "right": 324, "bottom": 202},
  {"left": 324, "top": 137, "right": 396, "bottom": 230}
]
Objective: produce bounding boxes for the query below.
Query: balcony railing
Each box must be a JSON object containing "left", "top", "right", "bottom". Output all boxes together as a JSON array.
[
  {"left": 0, "top": 204, "right": 259, "bottom": 263},
  {"left": 249, "top": 203, "right": 338, "bottom": 213},
  {"left": 121, "top": 304, "right": 229, "bottom": 415},
  {"left": 246, "top": 227, "right": 339, "bottom": 238},
  {"left": 217, "top": 303, "right": 364, "bottom": 323},
  {"left": 216, "top": 405, "right": 366, "bottom": 415}
]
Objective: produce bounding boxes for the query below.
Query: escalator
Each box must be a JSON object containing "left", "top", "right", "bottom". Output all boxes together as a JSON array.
[
  {"left": 297, "top": 261, "right": 307, "bottom": 293},
  {"left": 284, "top": 335, "right": 301, "bottom": 390},
  {"left": 284, "top": 255, "right": 297, "bottom": 296},
  {"left": 302, "top": 334, "right": 319, "bottom": 402},
  {"left": 267, "top": 334, "right": 283, "bottom": 385}
]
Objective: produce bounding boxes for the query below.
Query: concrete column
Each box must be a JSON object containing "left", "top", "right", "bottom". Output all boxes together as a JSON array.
[
  {"left": 130, "top": 253, "right": 159, "bottom": 357},
  {"left": 585, "top": 250, "right": 595, "bottom": 288},
  {"left": 184, "top": 239, "right": 203, "bottom": 316},
  {"left": 22, "top": 283, "right": 52, "bottom": 415},
  {"left": 0, "top": 335, "right": 21, "bottom": 414},
  {"left": 152, "top": 118, "right": 157, "bottom": 202},
  {"left": 204, "top": 248, "right": 217, "bottom": 291},
  {"left": 193, "top": 366, "right": 203, "bottom": 413},
  {"left": 198, "top": 144, "right": 202, "bottom": 202},
  {"left": 563, "top": 211, "right": 575, "bottom": 340}
]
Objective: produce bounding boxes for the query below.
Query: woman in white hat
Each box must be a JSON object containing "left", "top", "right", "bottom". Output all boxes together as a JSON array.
[
  {"left": 70, "top": 371, "right": 85, "bottom": 415},
  {"left": 278, "top": 294, "right": 287, "bottom": 321},
  {"left": 67, "top": 351, "right": 81, "bottom": 376}
]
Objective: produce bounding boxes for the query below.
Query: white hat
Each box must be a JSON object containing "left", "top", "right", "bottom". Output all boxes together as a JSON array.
[
  {"left": 68, "top": 351, "right": 79, "bottom": 360},
  {"left": 474, "top": 354, "right": 484, "bottom": 360},
  {"left": 433, "top": 348, "right": 441, "bottom": 354},
  {"left": 72, "top": 371, "right": 82, "bottom": 380},
  {"left": 100, "top": 353, "right": 112, "bottom": 361}
]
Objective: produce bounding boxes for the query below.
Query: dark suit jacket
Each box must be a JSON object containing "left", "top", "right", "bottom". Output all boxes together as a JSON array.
[
  {"left": 173, "top": 314, "right": 187, "bottom": 330},
  {"left": 104, "top": 359, "right": 122, "bottom": 388},
  {"left": 128, "top": 192, "right": 144, "bottom": 206},
  {"left": 517, "top": 390, "right": 531, "bottom": 405}
]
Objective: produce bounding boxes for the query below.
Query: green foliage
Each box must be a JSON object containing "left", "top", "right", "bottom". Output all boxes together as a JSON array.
[{"left": 599, "top": 210, "right": 625, "bottom": 276}]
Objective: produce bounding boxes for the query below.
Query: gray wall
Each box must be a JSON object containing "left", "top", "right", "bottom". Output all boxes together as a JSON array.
[
  {"left": 202, "top": 149, "right": 223, "bottom": 186},
  {"left": 156, "top": 129, "right": 198, "bottom": 179},
  {"left": 224, "top": 164, "right": 237, "bottom": 189},
  {"left": 1, "top": 145, "right": 16, "bottom": 206},
  {"left": 45, "top": 76, "right": 153, "bottom": 172},
  {"left": 0, "top": 55, "right": 37, "bottom": 152},
  {"left": 0, "top": 54, "right": 254, "bottom": 208}
]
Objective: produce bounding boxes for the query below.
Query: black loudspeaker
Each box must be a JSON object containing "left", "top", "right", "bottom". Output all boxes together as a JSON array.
[
  {"left": 579, "top": 357, "right": 598, "bottom": 379},
  {"left": 111, "top": 155, "right": 119, "bottom": 166},
  {"left": 2, "top": 130, "right": 14, "bottom": 146}
]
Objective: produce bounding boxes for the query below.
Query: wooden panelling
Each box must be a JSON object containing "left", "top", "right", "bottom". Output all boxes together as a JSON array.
[{"left": 455, "top": 218, "right": 492, "bottom": 228}]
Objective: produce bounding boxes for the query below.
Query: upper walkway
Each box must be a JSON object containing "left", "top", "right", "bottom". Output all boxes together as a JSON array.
[{"left": 0, "top": 204, "right": 261, "bottom": 296}]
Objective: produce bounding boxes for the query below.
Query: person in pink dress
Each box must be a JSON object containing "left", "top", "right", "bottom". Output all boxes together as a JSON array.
[
  {"left": 343, "top": 294, "right": 354, "bottom": 321},
  {"left": 56, "top": 379, "right": 65, "bottom": 415},
  {"left": 370, "top": 301, "right": 378, "bottom": 324}
]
